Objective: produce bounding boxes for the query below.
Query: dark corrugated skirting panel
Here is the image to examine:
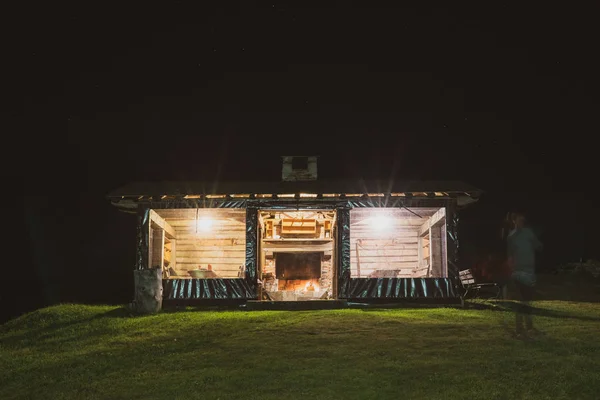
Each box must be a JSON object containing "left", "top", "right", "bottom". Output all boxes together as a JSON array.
[
  {"left": 344, "top": 277, "right": 457, "bottom": 299},
  {"left": 447, "top": 203, "right": 461, "bottom": 290},
  {"left": 337, "top": 206, "right": 352, "bottom": 298},
  {"left": 245, "top": 207, "right": 258, "bottom": 290},
  {"left": 163, "top": 279, "right": 258, "bottom": 300},
  {"left": 162, "top": 278, "right": 455, "bottom": 300},
  {"left": 136, "top": 208, "right": 150, "bottom": 270}
]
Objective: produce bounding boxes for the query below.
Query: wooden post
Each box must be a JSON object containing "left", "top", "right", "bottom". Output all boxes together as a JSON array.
[
  {"left": 441, "top": 222, "right": 447, "bottom": 277},
  {"left": 431, "top": 225, "right": 442, "bottom": 277},
  {"left": 355, "top": 241, "right": 361, "bottom": 277},
  {"left": 151, "top": 226, "right": 165, "bottom": 268},
  {"left": 417, "top": 235, "right": 423, "bottom": 270},
  {"left": 130, "top": 267, "right": 163, "bottom": 314},
  {"left": 148, "top": 224, "right": 154, "bottom": 269},
  {"left": 428, "top": 225, "right": 434, "bottom": 276},
  {"left": 170, "top": 240, "right": 176, "bottom": 270}
]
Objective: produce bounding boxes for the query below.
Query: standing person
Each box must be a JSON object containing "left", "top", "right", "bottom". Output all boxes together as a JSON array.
[
  {"left": 507, "top": 211, "right": 543, "bottom": 339},
  {"left": 495, "top": 255, "right": 511, "bottom": 300},
  {"left": 496, "top": 212, "right": 517, "bottom": 299}
]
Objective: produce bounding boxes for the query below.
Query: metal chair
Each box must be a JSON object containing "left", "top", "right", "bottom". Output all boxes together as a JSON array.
[{"left": 458, "top": 269, "right": 501, "bottom": 307}]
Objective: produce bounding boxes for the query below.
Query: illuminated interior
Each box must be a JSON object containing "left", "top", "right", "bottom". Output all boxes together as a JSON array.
[
  {"left": 149, "top": 208, "right": 247, "bottom": 279},
  {"left": 148, "top": 205, "right": 448, "bottom": 291},
  {"left": 349, "top": 207, "right": 448, "bottom": 278},
  {"left": 259, "top": 210, "right": 336, "bottom": 301}
]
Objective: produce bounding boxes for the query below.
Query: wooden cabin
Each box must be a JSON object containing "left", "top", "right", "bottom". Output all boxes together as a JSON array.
[{"left": 107, "top": 156, "right": 481, "bottom": 308}]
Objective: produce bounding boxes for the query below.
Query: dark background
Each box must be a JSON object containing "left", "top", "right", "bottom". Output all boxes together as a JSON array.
[{"left": 7, "top": 2, "right": 598, "bottom": 323}]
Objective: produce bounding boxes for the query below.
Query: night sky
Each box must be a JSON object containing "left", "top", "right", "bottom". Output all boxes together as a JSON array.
[{"left": 8, "top": 3, "right": 599, "bottom": 321}]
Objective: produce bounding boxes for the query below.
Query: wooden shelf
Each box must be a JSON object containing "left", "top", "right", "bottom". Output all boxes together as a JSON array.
[
  {"left": 281, "top": 218, "right": 316, "bottom": 234},
  {"left": 262, "top": 238, "right": 333, "bottom": 242},
  {"left": 264, "top": 220, "right": 274, "bottom": 238}
]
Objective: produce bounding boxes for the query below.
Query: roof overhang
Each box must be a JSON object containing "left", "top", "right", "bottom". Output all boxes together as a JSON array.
[{"left": 107, "top": 179, "right": 482, "bottom": 213}]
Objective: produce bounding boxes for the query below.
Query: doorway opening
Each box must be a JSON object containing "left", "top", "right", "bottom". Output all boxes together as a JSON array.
[{"left": 258, "top": 209, "right": 336, "bottom": 301}]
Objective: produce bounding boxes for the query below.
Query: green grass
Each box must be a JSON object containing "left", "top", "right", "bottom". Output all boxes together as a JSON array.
[{"left": 1, "top": 298, "right": 600, "bottom": 400}]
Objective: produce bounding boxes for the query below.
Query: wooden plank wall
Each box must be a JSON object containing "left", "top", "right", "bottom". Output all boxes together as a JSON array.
[
  {"left": 164, "top": 210, "right": 247, "bottom": 279},
  {"left": 350, "top": 228, "right": 420, "bottom": 278},
  {"left": 415, "top": 233, "right": 430, "bottom": 277},
  {"left": 349, "top": 208, "right": 447, "bottom": 278}
]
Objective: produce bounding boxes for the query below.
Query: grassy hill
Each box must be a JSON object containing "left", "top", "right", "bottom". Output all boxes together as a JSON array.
[{"left": 2, "top": 288, "right": 600, "bottom": 399}]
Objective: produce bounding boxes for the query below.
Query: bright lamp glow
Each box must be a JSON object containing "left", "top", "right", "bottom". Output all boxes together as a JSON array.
[
  {"left": 370, "top": 215, "right": 392, "bottom": 231},
  {"left": 196, "top": 218, "right": 213, "bottom": 232}
]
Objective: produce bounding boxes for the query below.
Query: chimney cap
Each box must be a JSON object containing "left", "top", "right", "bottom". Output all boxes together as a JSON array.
[{"left": 281, "top": 156, "right": 318, "bottom": 181}]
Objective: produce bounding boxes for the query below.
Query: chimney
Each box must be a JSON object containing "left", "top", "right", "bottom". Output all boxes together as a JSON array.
[{"left": 281, "top": 156, "right": 318, "bottom": 181}]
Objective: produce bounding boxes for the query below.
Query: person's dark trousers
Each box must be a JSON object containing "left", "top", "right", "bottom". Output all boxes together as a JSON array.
[{"left": 514, "top": 280, "right": 535, "bottom": 332}]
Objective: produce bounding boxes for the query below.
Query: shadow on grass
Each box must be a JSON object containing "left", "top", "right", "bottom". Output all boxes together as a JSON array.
[
  {"left": 466, "top": 300, "right": 600, "bottom": 322},
  {"left": 161, "top": 304, "right": 246, "bottom": 314},
  {"left": 0, "top": 305, "right": 133, "bottom": 345}
]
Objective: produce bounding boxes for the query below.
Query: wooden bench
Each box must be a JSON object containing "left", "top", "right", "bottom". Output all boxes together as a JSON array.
[{"left": 458, "top": 269, "right": 501, "bottom": 306}]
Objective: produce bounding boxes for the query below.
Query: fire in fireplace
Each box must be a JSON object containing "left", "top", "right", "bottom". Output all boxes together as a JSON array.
[{"left": 275, "top": 252, "right": 322, "bottom": 291}]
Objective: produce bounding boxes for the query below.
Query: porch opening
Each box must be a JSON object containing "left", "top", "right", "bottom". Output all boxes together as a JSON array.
[
  {"left": 259, "top": 209, "right": 336, "bottom": 301},
  {"left": 150, "top": 208, "right": 247, "bottom": 279},
  {"left": 349, "top": 207, "right": 448, "bottom": 278}
]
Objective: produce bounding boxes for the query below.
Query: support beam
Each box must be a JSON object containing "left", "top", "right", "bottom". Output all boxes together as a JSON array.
[
  {"left": 418, "top": 207, "right": 446, "bottom": 236},
  {"left": 262, "top": 243, "right": 334, "bottom": 253},
  {"left": 149, "top": 209, "right": 177, "bottom": 239},
  {"left": 428, "top": 225, "right": 433, "bottom": 277},
  {"left": 431, "top": 225, "right": 442, "bottom": 277},
  {"left": 429, "top": 207, "right": 446, "bottom": 227}
]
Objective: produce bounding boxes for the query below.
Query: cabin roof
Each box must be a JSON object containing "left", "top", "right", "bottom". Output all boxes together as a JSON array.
[{"left": 106, "top": 179, "right": 482, "bottom": 199}]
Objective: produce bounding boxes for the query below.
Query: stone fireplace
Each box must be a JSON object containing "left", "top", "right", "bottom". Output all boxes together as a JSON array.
[
  {"left": 263, "top": 251, "right": 331, "bottom": 301},
  {"left": 259, "top": 207, "right": 336, "bottom": 301}
]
